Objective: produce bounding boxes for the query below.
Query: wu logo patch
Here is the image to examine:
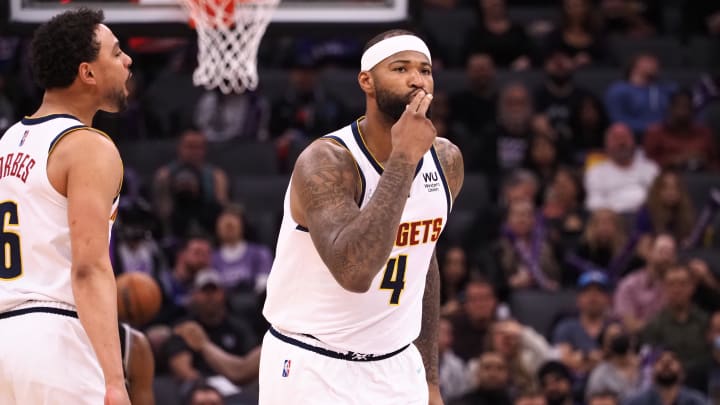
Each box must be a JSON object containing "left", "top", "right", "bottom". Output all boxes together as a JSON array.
[
  {"left": 282, "top": 359, "right": 291, "bottom": 377},
  {"left": 422, "top": 171, "right": 438, "bottom": 182},
  {"left": 422, "top": 171, "right": 441, "bottom": 192},
  {"left": 19, "top": 130, "right": 29, "bottom": 147}
]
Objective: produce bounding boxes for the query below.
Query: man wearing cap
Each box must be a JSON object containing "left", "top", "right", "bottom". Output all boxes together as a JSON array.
[
  {"left": 260, "top": 29, "right": 464, "bottom": 404},
  {"left": 165, "top": 270, "right": 258, "bottom": 386},
  {"left": 552, "top": 271, "right": 613, "bottom": 377}
]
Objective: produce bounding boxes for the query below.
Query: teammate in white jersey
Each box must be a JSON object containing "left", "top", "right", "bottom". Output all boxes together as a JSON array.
[
  {"left": 260, "top": 30, "right": 464, "bottom": 404},
  {"left": 0, "top": 8, "right": 132, "bottom": 405}
]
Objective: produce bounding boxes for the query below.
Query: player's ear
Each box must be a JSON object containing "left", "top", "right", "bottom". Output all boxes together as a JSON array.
[
  {"left": 358, "top": 71, "right": 374, "bottom": 94},
  {"left": 78, "top": 62, "right": 96, "bottom": 85}
]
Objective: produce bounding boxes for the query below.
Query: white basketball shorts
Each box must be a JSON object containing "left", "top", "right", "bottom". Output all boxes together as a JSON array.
[
  {"left": 0, "top": 301, "right": 105, "bottom": 405},
  {"left": 259, "top": 327, "right": 428, "bottom": 405}
]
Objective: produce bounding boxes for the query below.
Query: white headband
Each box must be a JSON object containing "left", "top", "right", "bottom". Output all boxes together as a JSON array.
[{"left": 360, "top": 35, "right": 432, "bottom": 72}]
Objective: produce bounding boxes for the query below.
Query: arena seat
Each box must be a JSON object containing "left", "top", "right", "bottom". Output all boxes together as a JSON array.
[
  {"left": 509, "top": 289, "right": 578, "bottom": 338},
  {"left": 208, "top": 141, "right": 279, "bottom": 176}
]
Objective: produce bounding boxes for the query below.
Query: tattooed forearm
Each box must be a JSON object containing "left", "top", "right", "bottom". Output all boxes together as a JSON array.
[
  {"left": 415, "top": 253, "right": 440, "bottom": 385},
  {"left": 434, "top": 138, "right": 464, "bottom": 201},
  {"left": 296, "top": 141, "right": 417, "bottom": 292}
]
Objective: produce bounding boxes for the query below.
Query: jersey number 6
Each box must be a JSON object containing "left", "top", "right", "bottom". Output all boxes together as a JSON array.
[
  {"left": 380, "top": 255, "right": 407, "bottom": 305},
  {"left": 1, "top": 201, "right": 22, "bottom": 280}
]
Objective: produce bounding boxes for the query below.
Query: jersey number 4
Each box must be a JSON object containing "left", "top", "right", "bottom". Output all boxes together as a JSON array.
[
  {"left": 1, "top": 201, "right": 22, "bottom": 280},
  {"left": 380, "top": 255, "right": 407, "bottom": 305}
]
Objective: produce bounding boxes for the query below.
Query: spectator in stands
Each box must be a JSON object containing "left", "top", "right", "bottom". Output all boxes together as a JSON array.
[
  {"left": 211, "top": 205, "right": 273, "bottom": 293},
  {"left": 500, "top": 168, "right": 542, "bottom": 208},
  {"left": 542, "top": 167, "right": 587, "bottom": 253},
  {"left": 515, "top": 390, "right": 548, "bottom": 405},
  {"left": 644, "top": 90, "right": 719, "bottom": 172},
  {"left": 450, "top": 53, "right": 497, "bottom": 135},
  {"left": 461, "top": 0, "right": 532, "bottom": 70},
  {"left": 165, "top": 270, "right": 257, "bottom": 385},
  {"left": 450, "top": 278, "right": 498, "bottom": 362},
  {"left": 494, "top": 199, "right": 561, "bottom": 292},
  {"left": 587, "top": 392, "right": 619, "bottom": 405},
  {"left": 439, "top": 317, "right": 472, "bottom": 403},
  {"left": 193, "top": 88, "right": 270, "bottom": 142},
  {"left": 465, "top": 168, "right": 541, "bottom": 253},
  {"left": 270, "top": 56, "right": 347, "bottom": 150},
  {"left": 141, "top": 42, "right": 203, "bottom": 138},
  {"left": 584, "top": 123, "right": 659, "bottom": 214},
  {"left": 534, "top": 47, "right": 593, "bottom": 148},
  {"left": 153, "top": 129, "right": 227, "bottom": 238},
  {"left": 449, "top": 351, "right": 512, "bottom": 405},
  {"left": 614, "top": 233, "right": 677, "bottom": 334},
  {"left": 686, "top": 258, "right": 720, "bottom": 314},
  {"left": 681, "top": 3, "right": 720, "bottom": 38},
  {"left": 523, "top": 133, "right": 562, "bottom": 194},
  {"left": 568, "top": 94, "right": 609, "bottom": 164},
  {"left": 553, "top": 271, "right": 612, "bottom": 376},
  {"left": 537, "top": 360, "right": 575, "bottom": 405},
  {"left": 624, "top": 349, "right": 709, "bottom": 405},
  {"left": 492, "top": 83, "right": 537, "bottom": 174},
  {"left": 586, "top": 321, "right": 641, "bottom": 401},
  {"left": 633, "top": 170, "right": 695, "bottom": 259},
  {"left": 685, "top": 311, "right": 720, "bottom": 402},
  {"left": 183, "top": 381, "right": 224, "bottom": 405},
  {"left": 547, "top": 0, "right": 604, "bottom": 67},
  {"left": 112, "top": 199, "right": 166, "bottom": 278},
  {"left": 486, "top": 319, "right": 552, "bottom": 395},
  {"left": 450, "top": 53, "right": 497, "bottom": 171},
  {"left": 600, "top": 0, "right": 663, "bottom": 38},
  {"left": 693, "top": 73, "right": 720, "bottom": 142},
  {"left": 0, "top": 74, "right": 16, "bottom": 134},
  {"left": 440, "top": 245, "right": 471, "bottom": 317},
  {"left": 569, "top": 208, "right": 642, "bottom": 282},
  {"left": 157, "top": 236, "right": 214, "bottom": 324},
  {"left": 605, "top": 54, "right": 676, "bottom": 136},
  {"left": 642, "top": 263, "right": 709, "bottom": 371}
]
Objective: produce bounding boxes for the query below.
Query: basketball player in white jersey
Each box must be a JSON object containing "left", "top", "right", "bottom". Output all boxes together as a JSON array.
[
  {"left": 260, "top": 30, "right": 464, "bottom": 405},
  {"left": 0, "top": 8, "right": 132, "bottom": 405}
]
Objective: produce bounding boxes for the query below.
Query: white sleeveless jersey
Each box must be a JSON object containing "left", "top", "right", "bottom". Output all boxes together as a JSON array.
[
  {"left": 263, "top": 119, "right": 452, "bottom": 354},
  {"left": 0, "top": 114, "right": 119, "bottom": 312}
]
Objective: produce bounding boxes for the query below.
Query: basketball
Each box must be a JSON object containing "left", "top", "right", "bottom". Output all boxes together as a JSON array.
[{"left": 116, "top": 272, "right": 163, "bottom": 327}]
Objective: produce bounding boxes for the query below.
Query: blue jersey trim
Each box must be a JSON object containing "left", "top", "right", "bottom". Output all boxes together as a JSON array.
[
  {"left": 430, "top": 144, "right": 452, "bottom": 216},
  {"left": 22, "top": 114, "right": 81, "bottom": 125},
  {"left": 47, "top": 125, "right": 87, "bottom": 153}
]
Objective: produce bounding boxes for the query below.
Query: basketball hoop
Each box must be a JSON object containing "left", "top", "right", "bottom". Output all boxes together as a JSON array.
[{"left": 179, "top": 0, "right": 279, "bottom": 94}]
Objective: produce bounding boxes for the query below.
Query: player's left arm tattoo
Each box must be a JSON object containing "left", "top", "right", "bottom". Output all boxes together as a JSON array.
[{"left": 415, "top": 252, "right": 440, "bottom": 385}]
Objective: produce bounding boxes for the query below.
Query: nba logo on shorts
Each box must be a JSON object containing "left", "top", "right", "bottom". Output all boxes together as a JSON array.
[{"left": 282, "top": 359, "right": 291, "bottom": 377}]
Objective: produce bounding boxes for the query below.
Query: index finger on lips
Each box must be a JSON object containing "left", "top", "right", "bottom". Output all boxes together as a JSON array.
[{"left": 416, "top": 92, "right": 433, "bottom": 116}]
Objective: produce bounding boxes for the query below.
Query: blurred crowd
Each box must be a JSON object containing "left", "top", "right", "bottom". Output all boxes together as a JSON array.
[{"left": 2, "top": 1, "right": 720, "bottom": 405}]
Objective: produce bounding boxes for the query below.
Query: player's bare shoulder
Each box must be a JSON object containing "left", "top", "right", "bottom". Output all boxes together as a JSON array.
[
  {"left": 292, "top": 138, "right": 362, "bottom": 211},
  {"left": 433, "top": 137, "right": 463, "bottom": 200}
]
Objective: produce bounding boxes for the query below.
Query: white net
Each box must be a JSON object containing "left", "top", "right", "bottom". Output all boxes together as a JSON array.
[{"left": 179, "top": 0, "right": 279, "bottom": 94}]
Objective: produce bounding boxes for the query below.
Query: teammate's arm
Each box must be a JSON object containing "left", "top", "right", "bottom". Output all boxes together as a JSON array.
[
  {"left": 53, "top": 130, "right": 129, "bottom": 402},
  {"left": 293, "top": 91, "right": 436, "bottom": 292},
  {"left": 415, "top": 252, "right": 441, "bottom": 404},
  {"left": 128, "top": 330, "right": 156, "bottom": 405}
]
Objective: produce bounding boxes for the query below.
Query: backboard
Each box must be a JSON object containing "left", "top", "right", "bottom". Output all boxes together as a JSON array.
[{"left": 7, "top": 0, "right": 411, "bottom": 24}]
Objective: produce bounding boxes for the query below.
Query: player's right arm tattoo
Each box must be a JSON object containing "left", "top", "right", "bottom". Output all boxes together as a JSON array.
[{"left": 294, "top": 141, "right": 416, "bottom": 292}]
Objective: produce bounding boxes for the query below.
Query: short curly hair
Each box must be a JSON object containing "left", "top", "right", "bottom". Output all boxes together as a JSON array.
[{"left": 30, "top": 8, "right": 104, "bottom": 90}]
